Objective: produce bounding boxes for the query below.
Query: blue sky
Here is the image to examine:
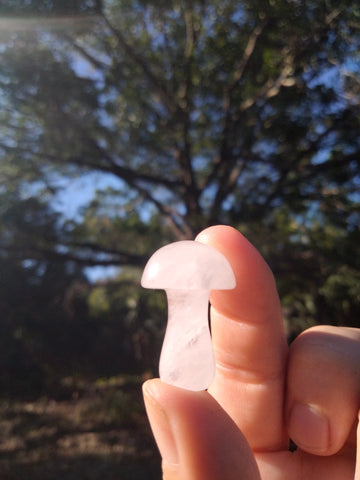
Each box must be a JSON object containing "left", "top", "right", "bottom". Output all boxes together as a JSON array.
[{"left": 50, "top": 172, "right": 125, "bottom": 282}]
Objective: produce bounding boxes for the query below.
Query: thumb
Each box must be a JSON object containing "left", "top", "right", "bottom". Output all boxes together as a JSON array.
[{"left": 143, "top": 379, "right": 260, "bottom": 480}]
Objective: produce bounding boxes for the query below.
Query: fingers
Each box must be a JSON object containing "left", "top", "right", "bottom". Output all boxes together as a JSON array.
[
  {"left": 196, "top": 225, "right": 288, "bottom": 450},
  {"left": 286, "top": 326, "right": 360, "bottom": 456},
  {"left": 143, "top": 379, "right": 260, "bottom": 480}
]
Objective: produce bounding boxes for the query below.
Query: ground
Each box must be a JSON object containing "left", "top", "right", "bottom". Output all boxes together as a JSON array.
[{"left": 0, "top": 376, "right": 161, "bottom": 479}]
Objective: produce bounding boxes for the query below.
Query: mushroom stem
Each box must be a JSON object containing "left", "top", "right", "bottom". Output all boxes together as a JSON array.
[{"left": 160, "top": 289, "right": 215, "bottom": 391}]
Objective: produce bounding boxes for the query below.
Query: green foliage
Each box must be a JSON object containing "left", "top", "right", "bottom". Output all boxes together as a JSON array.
[
  {"left": 0, "top": 0, "right": 100, "bottom": 16},
  {"left": 85, "top": 274, "right": 165, "bottom": 375}
]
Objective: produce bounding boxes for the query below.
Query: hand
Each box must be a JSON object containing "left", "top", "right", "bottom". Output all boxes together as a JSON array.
[{"left": 143, "top": 225, "right": 360, "bottom": 479}]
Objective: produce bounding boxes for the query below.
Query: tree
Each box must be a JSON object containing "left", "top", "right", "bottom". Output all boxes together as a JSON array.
[{"left": 0, "top": 0, "right": 359, "bottom": 340}]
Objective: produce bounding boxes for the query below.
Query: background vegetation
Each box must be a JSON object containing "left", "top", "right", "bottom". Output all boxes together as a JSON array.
[{"left": 0, "top": 0, "right": 359, "bottom": 478}]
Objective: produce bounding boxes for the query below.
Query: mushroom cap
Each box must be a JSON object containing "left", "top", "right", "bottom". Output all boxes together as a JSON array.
[{"left": 141, "top": 240, "right": 236, "bottom": 290}]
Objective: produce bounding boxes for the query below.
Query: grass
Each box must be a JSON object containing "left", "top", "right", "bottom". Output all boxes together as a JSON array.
[{"left": 0, "top": 376, "right": 161, "bottom": 479}]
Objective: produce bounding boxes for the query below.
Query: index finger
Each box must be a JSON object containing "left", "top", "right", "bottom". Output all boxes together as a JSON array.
[{"left": 196, "top": 225, "right": 288, "bottom": 451}]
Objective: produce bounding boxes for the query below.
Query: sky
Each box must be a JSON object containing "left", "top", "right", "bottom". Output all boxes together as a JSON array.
[{"left": 50, "top": 172, "right": 125, "bottom": 282}]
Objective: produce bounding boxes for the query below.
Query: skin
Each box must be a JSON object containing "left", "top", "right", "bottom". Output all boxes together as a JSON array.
[{"left": 143, "top": 225, "right": 360, "bottom": 479}]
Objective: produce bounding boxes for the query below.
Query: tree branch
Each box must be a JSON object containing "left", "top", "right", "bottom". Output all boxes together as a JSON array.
[
  {"left": 223, "top": 18, "right": 268, "bottom": 112},
  {"left": 170, "top": 7, "right": 202, "bottom": 225},
  {"left": 0, "top": 139, "right": 179, "bottom": 191},
  {"left": 63, "top": 36, "right": 108, "bottom": 71},
  {"left": 135, "top": 182, "right": 193, "bottom": 239},
  {"left": 204, "top": 20, "right": 269, "bottom": 207},
  {"left": 100, "top": 13, "right": 178, "bottom": 114},
  {"left": 0, "top": 243, "right": 147, "bottom": 267}
]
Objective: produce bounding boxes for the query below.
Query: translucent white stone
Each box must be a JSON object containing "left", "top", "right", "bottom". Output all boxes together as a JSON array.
[{"left": 141, "top": 240, "right": 236, "bottom": 391}]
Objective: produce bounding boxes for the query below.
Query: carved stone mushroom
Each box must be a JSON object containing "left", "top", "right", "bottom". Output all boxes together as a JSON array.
[{"left": 141, "top": 240, "right": 236, "bottom": 391}]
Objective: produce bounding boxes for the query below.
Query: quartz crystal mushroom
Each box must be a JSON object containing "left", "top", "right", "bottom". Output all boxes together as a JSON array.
[{"left": 141, "top": 240, "right": 236, "bottom": 391}]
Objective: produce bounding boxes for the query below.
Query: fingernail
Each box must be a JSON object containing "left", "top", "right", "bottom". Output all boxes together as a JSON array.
[
  {"left": 142, "top": 381, "right": 179, "bottom": 465},
  {"left": 289, "top": 404, "right": 330, "bottom": 453}
]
